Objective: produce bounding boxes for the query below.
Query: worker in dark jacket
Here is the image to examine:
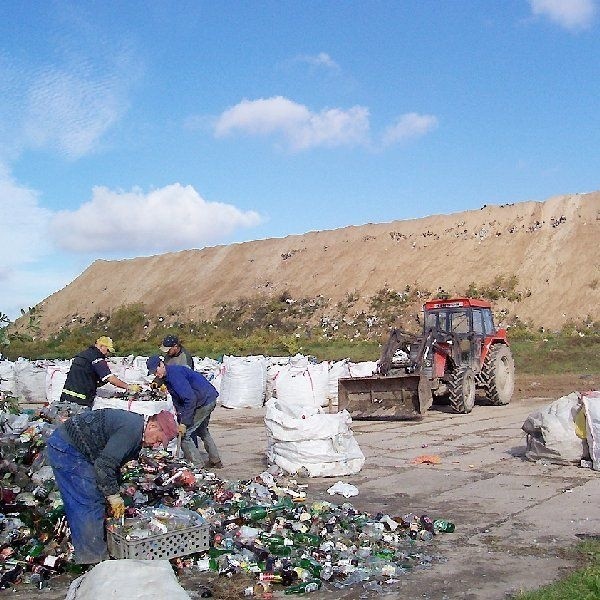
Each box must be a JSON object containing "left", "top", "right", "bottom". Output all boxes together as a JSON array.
[
  {"left": 160, "top": 334, "right": 194, "bottom": 368},
  {"left": 46, "top": 408, "right": 178, "bottom": 564},
  {"left": 60, "top": 337, "right": 141, "bottom": 407},
  {"left": 147, "top": 355, "right": 222, "bottom": 468}
]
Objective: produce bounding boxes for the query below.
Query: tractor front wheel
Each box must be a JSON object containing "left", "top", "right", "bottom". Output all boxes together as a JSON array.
[
  {"left": 448, "top": 366, "right": 476, "bottom": 414},
  {"left": 482, "top": 344, "right": 514, "bottom": 405}
]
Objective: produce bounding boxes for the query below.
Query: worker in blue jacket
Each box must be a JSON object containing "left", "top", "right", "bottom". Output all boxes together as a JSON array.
[{"left": 147, "top": 355, "right": 222, "bottom": 468}]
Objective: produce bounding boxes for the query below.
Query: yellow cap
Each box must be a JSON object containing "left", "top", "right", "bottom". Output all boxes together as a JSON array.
[{"left": 96, "top": 336, "right": 115, "bottom": 353}]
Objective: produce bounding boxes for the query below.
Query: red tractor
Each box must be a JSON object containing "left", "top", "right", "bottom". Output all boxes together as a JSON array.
[{"left": 338, "top": 298, "right": 515, "bottom": 418}]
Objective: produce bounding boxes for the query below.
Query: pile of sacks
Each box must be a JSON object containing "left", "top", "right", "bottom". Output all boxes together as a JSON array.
[{"left": 0, "top": 354, "right": 378, "bottom": 409}]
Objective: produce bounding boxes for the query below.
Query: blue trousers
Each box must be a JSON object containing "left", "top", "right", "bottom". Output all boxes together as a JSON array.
[{"left": 46, "top": 430, "right": 108, "bottom": 564}]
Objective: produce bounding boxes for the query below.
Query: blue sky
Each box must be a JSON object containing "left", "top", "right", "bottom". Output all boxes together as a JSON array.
[{"left": 1, "top": 0, "right": 599, "bottom": 319}]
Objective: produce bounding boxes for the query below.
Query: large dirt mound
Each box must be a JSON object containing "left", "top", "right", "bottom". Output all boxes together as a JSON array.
[{"left": 36, "top": 191, "right": 600, "bottom": 334}]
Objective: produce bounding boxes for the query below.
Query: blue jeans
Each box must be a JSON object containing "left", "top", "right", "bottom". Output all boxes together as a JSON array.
[
  {"left": 45, "top": 430, "right": 108, "bottom": 564},
  {"left": 184, "top": 401, "right": 220, "bottom": 464}
]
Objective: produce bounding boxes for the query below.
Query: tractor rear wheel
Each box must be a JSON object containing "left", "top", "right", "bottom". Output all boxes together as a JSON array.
[
  {"left": 482, "top": 344, "right": 514, "bottom": 405},
  {"left": 448, "top": 366, "right": 476, "bottom": 414}
]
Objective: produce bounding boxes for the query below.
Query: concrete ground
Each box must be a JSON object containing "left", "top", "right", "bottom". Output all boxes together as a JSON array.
[
  {"left": 206, "top": 392, "right": 600, "bottom": 600},
  {"left": 7, "top": 380, "right": 599, "bottom": 599}
]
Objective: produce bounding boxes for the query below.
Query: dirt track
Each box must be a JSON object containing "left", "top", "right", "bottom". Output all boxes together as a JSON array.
[{"left": 6, "top": 374, "right": 600, "bottom": 599}]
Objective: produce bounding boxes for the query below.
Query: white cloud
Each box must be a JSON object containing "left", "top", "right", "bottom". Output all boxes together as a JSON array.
[
  {"left": 529, "top": 0, "right": 596, "bottom": 30},
  {"left": 381, "top": 113, "right": 439, "bottom": 146},
  {"left": 296, "top": 52, "right": 340, "bottom": 70},
  {"left": 23, "top": 67, "right": 128, "bottom": 159},
  {"left": 0, "top": 165, "right": 53, "bottom": 267},
  {"left": 0, "top": 164, "right": 62, "bottom": 318},
  {"left": 51, "top": 183, "right": 263, "bottom": 253},
  {"left": 214, "top": 96, "right": 370, "bottom": 151}
]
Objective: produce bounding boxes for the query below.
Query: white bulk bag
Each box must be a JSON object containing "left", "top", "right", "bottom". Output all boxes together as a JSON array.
[
  {"left": 348, "top": 361, "right": 378, "bottom": 377},
  {"left": 583, "top": 391, "right": 600, "bottom": 470},
  {"left": 220, "top": 355, "right": 267, "bottom": 409},
  {"left": 45, "top": 362, "right": 71, "bottom": 404},
  {"left": 0, "top": 360, "right": 16, "bottom": 395},
  {"left": 265, "top": 399, "right": 365, "bottom": 477},
  {"left": 522, "top": 392, "right": 587, "bottom": 464},
  {"left": 274, "top": 362, "right": 329, "bottom": 408},
  {"left": 193, "top": 357, "right": 223, "bottom": 393},
  {"left": 328, "top": 359, "right": 351, "bottom": 401},
  {"left": 14, "top": 360, "right": 47, "bottom": 403}
]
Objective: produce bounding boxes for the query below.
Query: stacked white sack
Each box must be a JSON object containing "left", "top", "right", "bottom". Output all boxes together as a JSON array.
[
  {"left": 220, "top": 355, "right": 267, "bottom": 408},
  {"left": 273, "top": 360, "right": 329, "bottom": 408},
  {"left": 265, "top": 399, "right": 365, "bottom": 477},
  {"left": 45, "top": 360, "right": 71, "bottom": 404},
  {"left": 0, "top": 360, "right": 16, "bottom": 395}
]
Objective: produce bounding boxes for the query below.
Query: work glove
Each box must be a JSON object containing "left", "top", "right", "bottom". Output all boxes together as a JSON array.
[
  {"left": 107, "top": 494, "right": 125, "bottom": 518},
  {"left": 127, "top": 384, "right": 142, "bottom": 394},
  {"left": 178, "top": 423, "right": 187, "bottom": 436}
]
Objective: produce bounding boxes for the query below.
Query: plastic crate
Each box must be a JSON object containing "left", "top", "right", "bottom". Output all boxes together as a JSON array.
[{"left": 107, "top": 522, "right": 210, "bottom": 560}]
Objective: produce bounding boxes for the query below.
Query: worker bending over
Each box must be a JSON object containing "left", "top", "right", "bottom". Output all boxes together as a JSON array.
[
  {"left": 146, "top": 355, "right": 222, "bottom": 469},
  {"left": 46, "top": 408, "right": 178, "bottom": 564}
]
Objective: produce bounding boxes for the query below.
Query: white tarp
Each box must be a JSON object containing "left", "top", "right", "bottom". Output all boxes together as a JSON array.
[
  {"left": 219, "top": 355, "right": 267, "bottom": 409},
  {"left": 522, "top": 392, "right": 588, "bottom": 464},
  {"left": 265, "top": 399, "right": 365, "bottom": 477},
  {"left": 66, "top": 559, "right": 191, "bottom": 600},
  {"left": 92, "top": 395, "right": 176, "bottom": 418},
  {"left": 583, "top": 391, "right": 600, "bottom": 470}
]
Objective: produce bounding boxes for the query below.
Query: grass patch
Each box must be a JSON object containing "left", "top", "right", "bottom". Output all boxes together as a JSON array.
[{"left": 513, "top": 538, "right": 600, "bottom": 599}]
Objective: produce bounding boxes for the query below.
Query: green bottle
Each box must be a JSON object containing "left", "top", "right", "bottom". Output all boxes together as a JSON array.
[
  {"left": 239, "top": 498, "right": 294, "bottom": 522},
  {"left": 292, "top": 532, "right": 321, "bottom": 546},
  {"left": 433, "top": 519, "right": 455, "bottom": 533},
  {"left": 298, "top": 557, "right": 322, "bottom": 577},
  {"left": 268, "top": 543, "right": 292, "bottom": 557},
  {"left": 284, "top": 579, "right": 322, "bottom": 594},
  {"left": 259, "top": 532, "right": 286, "bottom": 544}
]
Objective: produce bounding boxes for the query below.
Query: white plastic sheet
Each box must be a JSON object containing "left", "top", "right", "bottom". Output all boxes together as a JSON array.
[{"left": 65, "top": 559, "right": 191, "bottom": 600}]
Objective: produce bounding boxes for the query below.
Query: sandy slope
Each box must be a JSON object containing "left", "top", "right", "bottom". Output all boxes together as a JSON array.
[{"left": 36, "top": 191, "right": 600, "bottom": 334}]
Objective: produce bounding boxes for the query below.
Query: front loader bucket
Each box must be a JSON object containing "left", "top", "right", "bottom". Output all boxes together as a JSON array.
[{"left": 337, "top": 374, "right": 433, "bottom": 420}]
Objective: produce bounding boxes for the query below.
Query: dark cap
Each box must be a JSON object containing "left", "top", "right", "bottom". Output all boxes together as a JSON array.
[
  {"left": 160, "top": 335, "right": 180, "bottom": 352},
  {"left": 146, "top": 355, "right": 164, "bottom": 375}
]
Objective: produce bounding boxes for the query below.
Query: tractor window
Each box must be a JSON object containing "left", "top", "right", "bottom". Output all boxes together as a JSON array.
[
  {"left": 482, "top": 309, "right": 495, "bottom": 334},
  {"left": 472, "top": 309, "right": 485, "bottom": 335},
  {"left": 449, "top": 310, "right": 469, "bottom": 334},
  {"left": 424, "top": 311, "right": 440, "bottom": 331}
]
